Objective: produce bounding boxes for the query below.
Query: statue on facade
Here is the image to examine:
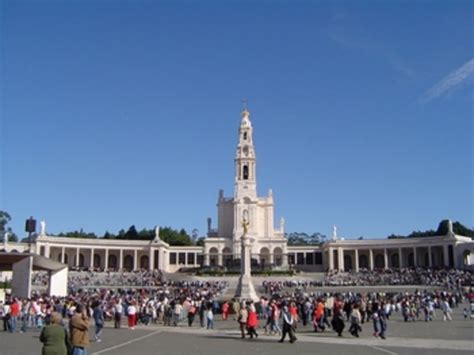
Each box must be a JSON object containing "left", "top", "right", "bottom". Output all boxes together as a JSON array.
[
  {"left": 280, "top": 217, "right": 285, "bottom": 233},
  {"left": 154, "top": 225, "right": 160, "bottom": 241},
  {"left": 3, "top": 232, "right": 8, "bottom": 246},
  {"left": 40, "top": 221, "right": 46, "bottom": 236},
  {"left": 447, "top": 219, "right": 454, "bottom": 236},
  {"left": 332, "top": 225, "right": 337, "bottom": 240}
]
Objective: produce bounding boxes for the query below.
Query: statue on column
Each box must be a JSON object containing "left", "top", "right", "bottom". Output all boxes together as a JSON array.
[
  {"left": 154, "top": 225, "right": 160, "bottom": 241},
  {"left": 40, "top": 221, "right": 46, "bottom": 236},
  {"left": 332, "top": 225, "right": 338, "bottom": 241},
  {"left": 280, "top": 217, "right": 285, "bottom": 233},
  {"left": 3, "top": 232, "right": 8, "bottom": 246},
  {"left": 447, "top": 219, "right": 455, "bottom": 237}
]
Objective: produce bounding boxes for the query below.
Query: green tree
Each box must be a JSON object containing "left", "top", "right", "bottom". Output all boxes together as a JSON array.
[{"left": 0, "top": 210, "right": 18, "bottom": 242}]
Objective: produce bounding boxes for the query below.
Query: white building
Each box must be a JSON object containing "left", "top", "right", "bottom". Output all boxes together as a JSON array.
[{"left": 2, "top": 108, "right": 473, "bottom": 272}]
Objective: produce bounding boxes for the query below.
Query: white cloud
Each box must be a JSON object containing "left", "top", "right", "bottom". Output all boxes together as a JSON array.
[{"left": 420, "top": 58, "right": 474, "bottom": 103}]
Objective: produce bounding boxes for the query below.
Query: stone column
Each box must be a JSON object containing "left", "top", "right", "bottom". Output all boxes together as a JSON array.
[
  {"left": 328, "top": 247, "right": 334, "bottom": 270},
  {"left": 269, "top": 251, "right": 275, "bottom": 266},
  {"left": 218, "top": 252, "right": 223, "bottom": 267},
  {"left": 354, "top": 249, "right": 359, "bottom": 272},
  {"left": 282, "top": 253, "right": 288, "bottom": 267},
  {"left": 443, "top": 244, "right": 449, "bottom": 267},
  {"left": 76, "top": 248, "right": 80, "bottom": 267},
  {"left": 204, "top": 251, "right": 210, "bottom": 267},
  {"left": 149, "top": 249, "right": 154, "bottom": 271},
  {"left": 337, "top": 248, "right": 344, "bottom": 271},
  {"left": 104, "top": 249, "right": 109, "bottom": 270},
  {"left": 384, "top": 248, "right": 388, "bottom": 269},
  {"left": 398, "top": 248, "right": 403, "bottom": 268},
  {"left": 369, "top": 249, "right": 374, "bottom": 270},
  {"left": 413, "top": 247, "right": 417, "bottom": 267},
  {"left": 428, "top": 246, "right": 432, "bottom": 267},
  {"left": 90, "top": 248, "right": 95, "bottom": 268},
  {"left": 45, "top": 245, "right": 51, "bottom": 258},
  {"left": 119, "top": 249, "right": 123, "bottom": 270},
  {"left": 134, "top": 250, "right": 138, "bottom": 270},
  {"left": 61, "top": 247, "right": 65, "bottom": 263}
]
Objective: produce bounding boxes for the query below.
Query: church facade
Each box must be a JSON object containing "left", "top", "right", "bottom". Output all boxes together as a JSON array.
[{"left": 2, "top": 108, "right": 473, "bottom": 273}]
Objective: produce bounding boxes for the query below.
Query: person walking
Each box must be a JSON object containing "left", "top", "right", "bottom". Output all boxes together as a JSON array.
[
  {"left": 113, "top": 300, "right": 122, "bottom": 329},
  {"left": 92, "top": 301, "right": 104, "bottom": 343},
  {"left": 39, "top": 312, "right": 69, "bottom": 355},
  {"left": 246, "top": 303, "right": 258, "bottom": 339},
  {"left": 127, "top": 302, "right": 137, "bottom": 329},
  {"left": 69, "top": 305, "right": 89, "bottom": 355},
  {"left": 206, "top": 306, "right": 214, "bottom": 330},
  {"left": 237, "top": 302, "right": 248, "bottom": 339},
  {"left": 278, "top": 305, "right": 297, "bottom": 343},
  {"left": 442, "top": 299, "right": 452, "bottom": 321},
  {"left": 349, "top": 304, "right": 362, "bottom": 338}
]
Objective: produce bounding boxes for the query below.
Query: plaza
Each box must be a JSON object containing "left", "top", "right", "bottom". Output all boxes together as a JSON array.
[{"left": 0, "top": 300, "right": 472, "bottom": 355}]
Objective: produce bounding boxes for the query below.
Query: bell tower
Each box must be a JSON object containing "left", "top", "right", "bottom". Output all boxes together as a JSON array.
[{"left": 234, "top": 106, "right": 257, "bottom": 200}]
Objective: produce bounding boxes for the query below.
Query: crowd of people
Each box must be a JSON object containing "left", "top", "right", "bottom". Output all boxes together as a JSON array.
[{"left": 262, "top": 268, "right": 472, "bottom": 293}]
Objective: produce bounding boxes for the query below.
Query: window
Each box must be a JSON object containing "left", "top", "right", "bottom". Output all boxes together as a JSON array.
[
  {"left": 306, "top": 253, "right": 314, "bottom": 265},
  {"left": 179, "top": 253, "right": 186, "bottom": 264},
  {"left": 170, "top": 253, "right": 177, "bottom": 265},
  {"left": 297, "top": 252, "right": 305, "bottom": 265},
  {"left": 243, "top": 132, "right": 247, "bottom": 140},
  {"left": 197, "top": 254, "right": 204, "bottom": 266},
  {"left": 243, "top": 165, "right": 249, "bottom": 180},
  {"left": 288, "top": 253, "right": 295, "bottom": 265},
  {"left": 314, "top": 252, "right": 322, "bottom": 265},
  {"left": 187, "top": 253, "right": 195, "bottom": 265}
]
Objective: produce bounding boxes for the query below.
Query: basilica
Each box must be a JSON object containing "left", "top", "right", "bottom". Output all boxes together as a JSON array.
[{"left": 3, "top": 108, "right": 473, "bottom": 272}]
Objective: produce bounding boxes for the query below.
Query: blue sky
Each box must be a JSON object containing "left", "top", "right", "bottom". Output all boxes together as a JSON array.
[{"left": 1, "top": 0, "right": 473, "bottom": 239}]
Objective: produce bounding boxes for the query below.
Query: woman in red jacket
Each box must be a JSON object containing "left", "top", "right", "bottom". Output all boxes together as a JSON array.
[{"left": 246, "top": 303, "right": 259, "bottom": 339}]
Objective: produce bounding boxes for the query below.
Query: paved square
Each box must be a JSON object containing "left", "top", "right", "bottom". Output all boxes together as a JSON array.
[{"left": 1, "top": 302, "right": 472, "bottom": 355}]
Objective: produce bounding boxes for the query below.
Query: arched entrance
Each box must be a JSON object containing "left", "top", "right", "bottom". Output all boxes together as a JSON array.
[
  {"left": 374, "top": 254, "right": 384, "bottom": 268},
  {"left": 140, "top": 255, "right": 149, "bottom": 269},
  {"left": 391, "top": 253, "right": 400, "bottom": 268},
  {"left": 124, "top": 255, "right": 134, "bottom": 270},
  {"left": 273, "top": 247, "right": 283, "bottom": 266},
  {"left": 93, "top": 254, "right": 101, "bottom": 268},
  {"left": 344, "top": 255, "right": 352, "bottom": 271},
  {"left": 260, "top": 247, "right": 270, "bottom": 267},
  {"left": 209, "top": 247, "right": 218, "bottom": 267},
  {"left": 108, "top": 254, "right": 117, "bottom": 270},
  {"left": 222, "top": 247, "right": 232, "bottom": 268},
  {"left": 359, "top": 255, "right": 368, "bottom": 269}
]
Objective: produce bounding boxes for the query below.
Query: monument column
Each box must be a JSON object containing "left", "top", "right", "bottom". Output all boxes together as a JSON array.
[
  {"left": 61, "top": 247, "right": 65, "bottom": 263},
  {"left": 354, "top": 249, "right": 359, "bottom": 272},
  {"left": 428, "top": 246, "right": 433, "bottom": 267},
  {"left": 45, "top": 245, "right": 51, "bottom": 258},
  {"left": 413, "top": 247, "right": 417, "bottom": 267},
  {"left": 369, "top": 249, "right": 374, "bottom": 270},
  {"left": 218, "top": 252, "right": 223, "bottom": 267},
  {"left": 76, "top": 248, "right": 80, "bottom": 267},
  {"left": 398, "top": 248, "right": 403, "bottom": 268},
  {"left": 134, "top": 250, "right": 138, "bottom": 270},
  {"left": 384, "top": 248, "right": 388, "bottom": 269}
]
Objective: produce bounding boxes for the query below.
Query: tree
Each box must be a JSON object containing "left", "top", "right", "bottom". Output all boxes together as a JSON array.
[{"left": 0, "top": 210, "right": 18, "bottom": 242}]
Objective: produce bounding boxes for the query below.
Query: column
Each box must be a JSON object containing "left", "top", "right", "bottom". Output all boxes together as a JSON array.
[
  {"left": 328, "top": 247, "right": 334, "bottom": 270},
  {"left": 45, "top": 245, "right": 51, "bottom": 258},
  {"left": 119, "top": 249, "right": 123, "bottom": 270},
  {"left": 282, "top": 253, "right": 288, "bottom": 267},
  {"left": 398, "top": 248, "right": 403, "bottom": 268},
  {"left": 413, "top": 247, "right": 417, "bottom": 267},
  {"left": 337, "top": 248, "right": 344, "bottom": 271},
  {"left": 133, "top": 250, "right": 138, "bottom": 270},
  {"left": 218, "top": 252, "right": 223, "bottom": 267},
  {"left": 204, "top": 251, "right": 210, "bottom": 266},
  {"left": 354, "top": 249, "right": 359, "bottom": 272},
  {"left": 443, "top": 244, "right": 449, "bottom": 267},
  {"left": 105, "top": 249, "right": 109, "bottom": 270},
  {"left": 76, "top": 248, "right": 80, "bottom": 267},
  {"left": 428, "top": 246, "right": 432, "bottom": 267},
  {"left": 269, "top": 251, "right": 275, "bottom": 265},
  {"left": 149, "top": 248, "right": 154, "bottom": 271},
  {"left": 384, "top": 248, "right": 388, "bottom": 269},
  {"left": 369, "top": 249, "right": 374, "bottom": 270},
  {"left": 90, "top": 248, "right": 95, "bottom": 268},
  {"left": 61, "top": 247, "right": 65, "bottom": 263}
]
